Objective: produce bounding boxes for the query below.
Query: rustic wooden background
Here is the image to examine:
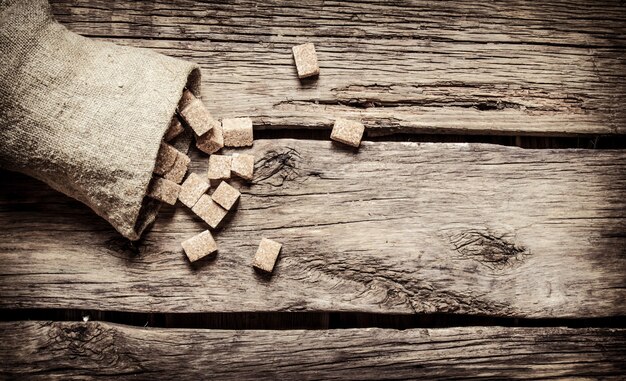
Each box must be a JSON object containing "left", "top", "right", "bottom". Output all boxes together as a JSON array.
[{"left": 1, "top": 0, "right": 625, "bottom": 379}]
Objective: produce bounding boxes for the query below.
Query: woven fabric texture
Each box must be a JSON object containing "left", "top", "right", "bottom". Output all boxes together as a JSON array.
[{"left": 0, "top": 0, "right": 200, "bottom": 239}]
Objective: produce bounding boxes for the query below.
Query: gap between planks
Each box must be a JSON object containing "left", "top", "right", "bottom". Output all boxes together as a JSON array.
[{"left": 2, "top": 309, "right": 625, "bottom": 330}]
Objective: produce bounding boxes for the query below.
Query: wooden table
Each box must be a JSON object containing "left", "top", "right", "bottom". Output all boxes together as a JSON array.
[{"left": 1, "top": 1, "right": 625, "bottom": 379}]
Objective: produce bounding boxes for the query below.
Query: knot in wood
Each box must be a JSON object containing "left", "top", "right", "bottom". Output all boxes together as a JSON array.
[
  {"left": 449, "top": 229, "right": 528, "bottom": 271},
  {"left": 254, "top": 147, "right": 302, "bottom": 186}
]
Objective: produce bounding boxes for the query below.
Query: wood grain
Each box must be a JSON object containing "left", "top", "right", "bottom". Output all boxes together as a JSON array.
[
  {"left": 1, "top": 140, "right": 624, "bottom": 317},
  {"left": 1, "top": 321, "right": 624, "bottom": 380},
  {"left": 48, "top": 0, "right": 626, "bottom": 136}
]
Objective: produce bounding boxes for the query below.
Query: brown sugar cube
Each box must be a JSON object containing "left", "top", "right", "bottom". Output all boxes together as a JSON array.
[
  {"left": 191, "top": 194, "right": 228, "bottom": 229},
  {"left": 253, "top": 238, "right": 282, "bottom": 274},
  {"left": 164, "top": 151, "right": 191, "bottom": 184},
  {"left": 178, "top": 89, "right": 214, "bottom": 137},
  {"left": 211, "top": 181, "right": 240, "bottom": 210},
  {"left": 330, "top": 118, "right": 365, "bottom": 148},
  {"left": 292, "top": 43, "right": 320, "bottom": 79},
  {"left": 164, "top": 116, "right": 185, "bottom": 142},
  {"left": 231, "top": 153, "right": 255, "bottom": 181},
  {"left": 207, "top": 154, "right": 231, "bottom": 181},
  {"left": 178, "top": 172, "right": 210, "bottom": 208},
  {"left": 181, "top": 230, "right": 217, "bottom": 262},
  {"left": 153, "top": 142, "right": 178, "bottom": 175},
  {"left": 222, "top": 117, "right": 253, "bottom": 147},
  {"left": 147, "top": 177, "right": 181, "bottom": 205},
  {"left": 196, "top": 119, "right": 224, "bottom": 154}
]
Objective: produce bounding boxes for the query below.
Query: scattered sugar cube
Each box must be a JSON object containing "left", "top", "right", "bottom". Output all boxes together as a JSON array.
[
  {"left": 191, "top": 194, "right": 228, "bottom": 229},
  {"left": 292, "top": 43, "right": 320, "bottom": 79},
  {"left": 164, "top": 116, "right": 185, "bottom": 142},
  {"left": 196, "top": 120, "right": 224, "bottom": 154},
  {"left": 164, "top": 151, "right": 191, "bottom": 184},
  {"left": 231, "top": 153, "right": 254, "bottom": 181},
  {"left": 153, "top": 142, "right": 178, "bottom": 175},
  {"left": 147, "top": 177, "right": 181, "bottom": 205},
  {"left": 207, "top": 154, "right": 232, "bottom": 181},
  {"left": 181, "top": 230, "right": 217, "bottom": 262},
  {"left": 331, "top": 118, "right": 365, "bottom": 148},
  {"left": 222, "top": 117, "right": 253, "bottom": 147},
  {"left": 253, "top": 238, "right": 282, "bottom": 274},
  {"left": 178, "top": 89, "right": 214, "bottom": 136},
  {"left": 211, "top": 181, "right": 240, "bottom": 210},
  {"left": 178, "top": 172, "right": 210, "bottom": 208}
]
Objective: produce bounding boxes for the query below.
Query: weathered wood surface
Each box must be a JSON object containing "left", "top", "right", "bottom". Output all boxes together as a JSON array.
[
  {"left": 1, "top": 140, "right": 625, "bottom": 316},
  {"left": 0, "top": 322, "right": 624, "bottom": 380},
  {"left": 49, "top": 0, "right": 626, "bottom": 136}
]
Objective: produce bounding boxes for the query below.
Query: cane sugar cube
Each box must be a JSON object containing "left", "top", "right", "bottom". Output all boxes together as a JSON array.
[
  {"left": 191, "top": 194, "right": 228, "bottom": 229},
  {"left": 181, "top": 230, "right": 218, "bottom": 262},
  {"left": 147, "top": 177, "right": 181, "bottom": 205},
  {"left": 331, "top": 118, "right": 365, "bottom": 148},
  {"left": 164, "top": 151, "right": 191, "bottom": 184},
  {"left": 207, "top": 154, "right": 232, "bottom": 181},
  {"left": 178, "top": 89, "right": 214, "bottom": 137},
  {"left": 164, "top": 116, "right": 185, "bottom": 142},
  {"left": 222, "top": 117, "right": 253, "bottom": 147},
  {"left": 153, "top": 142, "right": 178, "bottom": 175},
  {"left": 253, "top": 238, "right": 282, "bottom": 274},
  {"left": 231, "top": 153, "right": 254, "bottom": 181},
  {"left": 292, "top": 43, "right": 320, "bottom": 79},
  {"left": 211, "top": 181, "right": 240, "bottom": 210},
  {"left": 196, "top": 120, "right": 224, "bottom": 154},
  {"left": 178, "top": 172, "right": 210, "bottom": 208}
]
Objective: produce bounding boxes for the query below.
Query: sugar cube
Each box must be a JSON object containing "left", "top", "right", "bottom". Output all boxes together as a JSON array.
[
  {"left": 178, "top": 89, "right": 214, "bottom": 136},
  {"left": 292, "top": 43, "right": 319, "bottom": 79},
  {"left": 207, "top": 154, "right": 231, "bottom": 181},
  {"left": 178, "top": 172, "right": 210, "bottom": 208},
  {"left": 191, "top": 194, "right": 228, "bottom": 229},
  {"left": 164, "top": 151, "right": 191, "bottom": 184},
  {"left": 164, "top": 116, "right": 185, "bottom": 142},
  {"left": 153, "top": 142, "right": 178, "bottom": 175},
  {"left": 253, "top": 238, "right": 282, "bottom": 274},
  {"left": 196, "top": 120, "right": 224, "bottom": 154},
  {"left": 330, "top": 118, "right": 364, "bottom": 148},
  {"left": 181, "top": 230, "right": 218, "bottom": 262},
  {"left": 211, "top": 181, "right": 240, "bottom": 210},
  {"left": 231, "top": 153, "right": 254, "bottom": 181},
  {"left": 222, "top": 117, "right": 253, "bottom": 147},
  {"left": 147, "top": 177, "right": 181, "bottom": 205}
]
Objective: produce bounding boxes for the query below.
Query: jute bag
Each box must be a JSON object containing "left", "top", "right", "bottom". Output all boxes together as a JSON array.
[{"left": 0, "top": 0, "right": 200, "bottom": 240}]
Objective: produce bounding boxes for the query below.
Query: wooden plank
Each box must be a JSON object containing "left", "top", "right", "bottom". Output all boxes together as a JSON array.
[
  {"left": 47, "top": 0, "right": 626, "bottom": 136},
  {"left": 1, "top": 140, "right": 624, "bottom": 316},
  {"left": 1, "top": 322, "right": 624, "bottom": 380}
]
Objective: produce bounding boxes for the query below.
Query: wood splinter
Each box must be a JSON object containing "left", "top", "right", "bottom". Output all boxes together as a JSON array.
[{"left": 253, "top": 238, "right": 282, "bottom": 274}]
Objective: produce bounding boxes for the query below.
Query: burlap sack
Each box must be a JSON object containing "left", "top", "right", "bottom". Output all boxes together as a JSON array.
[{"left": 0, "top": 0, "right": 200, "bottom": 240}]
